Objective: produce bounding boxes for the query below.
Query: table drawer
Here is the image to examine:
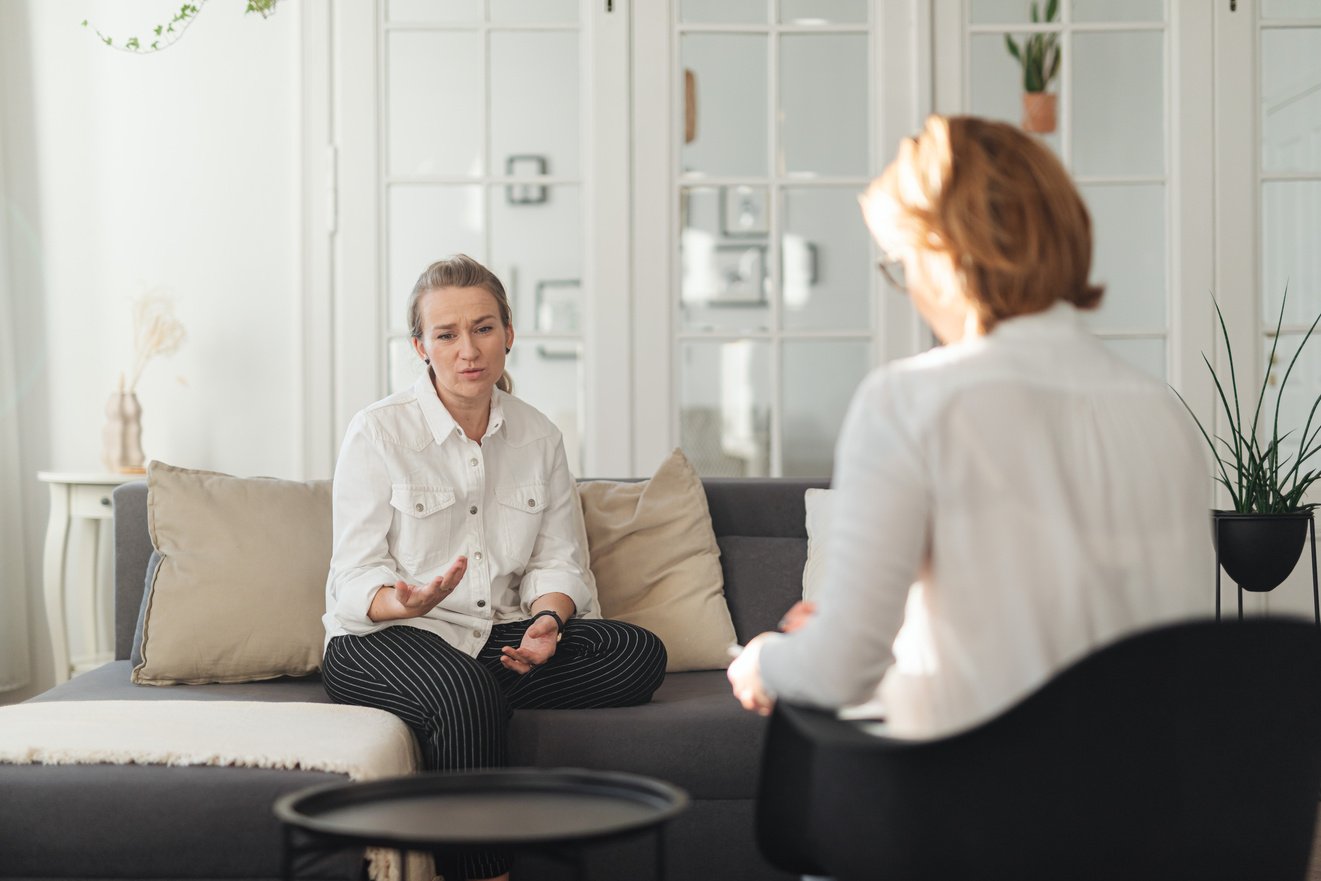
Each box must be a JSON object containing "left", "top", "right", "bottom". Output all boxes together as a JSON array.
[{"left": 70, "top": 485, "right": 117, "bottom": 519}]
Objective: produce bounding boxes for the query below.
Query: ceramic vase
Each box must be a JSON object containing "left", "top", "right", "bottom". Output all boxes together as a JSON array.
[
  {"left": 1021, "top": 92, "right": 1058, "bottom": 134},
  {"left": 102, "top": 391, "right": 146, "bottom": 473}
]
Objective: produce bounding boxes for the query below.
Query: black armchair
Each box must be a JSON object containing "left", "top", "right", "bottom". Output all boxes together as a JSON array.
[{"left": 756, "top": 618, "right": 1321, "bottom": 881}]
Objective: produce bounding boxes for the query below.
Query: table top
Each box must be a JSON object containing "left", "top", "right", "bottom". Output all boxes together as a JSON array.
[
  {"left": 274, "top": 768, "right": 689, "bottom": 850},
  {"left": 37, "top": 471, "right": 142, "bottom": 486}
]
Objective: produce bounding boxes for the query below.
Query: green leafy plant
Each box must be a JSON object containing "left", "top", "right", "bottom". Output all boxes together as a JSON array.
[
  {"left": 1176, "top": 288, "right": 1321, "bottom": 513},
  {"left": 1004, "top": 0, "right": 1061, "bottom": 94},
  {"left": 82, "top": 1, "right": 279, "bottom": 55}
]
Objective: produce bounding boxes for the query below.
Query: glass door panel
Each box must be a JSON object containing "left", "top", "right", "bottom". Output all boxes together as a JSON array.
[
  {"left": 679, "top": 340, "right": 773, "bottom": 477},
  {"left": 780, "top": 0, "right": 867, "bottom": 26},
  {"left": 1260, "top": 28, "right": 1321, "bottom": 175},
  {"left": 680, "top": 186, "right": 772, "bottom": 333},
  {"left": 779, "top": 34, "right": 869, "bottom": 176},
  {"left": 387, "top": 32, "right": 484, "bottom": 176},
  {"left": 490, "top": 31, "right": 580, "bottom": 178},
  {"left": 1262, "top": 181, "right": 1321, "bottom": 324},
  {"left": 1071, "top": 0, "right": 1164, "bottom": 23},
  {"left": 1071, "top": 31, "right": 1164, "bottom": 177},
  {"left": 680, "top": 35, "right": 770, "bottom": 177},
  {"left": 782, "top": 340, "right": 870, "bottom": 477},
  {"left": 1079, "top": 183, "right": 1167, "bottom": 332},
  {"left": 780, "top": 187, "right": 871, "bottom": 332},
  {"left": 1101, "top": 338, "right": 1166, "bottom": 382}
]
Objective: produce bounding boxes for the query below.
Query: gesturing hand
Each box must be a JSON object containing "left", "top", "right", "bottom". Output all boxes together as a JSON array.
[
  {"left": 370, "top": 556, "right": 467, "bottom": 622},
  {"left": 501, "top": 614, "right": 559, "bottom": 675}
]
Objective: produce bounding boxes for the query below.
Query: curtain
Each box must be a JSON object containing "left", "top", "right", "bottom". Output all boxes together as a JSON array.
[{"left": 0, "top": 97, "right": 32, "bottom": 693}]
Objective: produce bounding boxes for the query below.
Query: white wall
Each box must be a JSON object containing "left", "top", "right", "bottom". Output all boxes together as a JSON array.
[{"left": 0, "top": 0, "right": 304, "bottom": 704}]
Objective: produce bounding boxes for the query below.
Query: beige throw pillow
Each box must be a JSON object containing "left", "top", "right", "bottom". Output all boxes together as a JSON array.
[
  {"left": 578, "top": 449, "right": 737, "bottom": 672},
  {"left": 134, "top": 461, "right": 331, "bottom": 685}
]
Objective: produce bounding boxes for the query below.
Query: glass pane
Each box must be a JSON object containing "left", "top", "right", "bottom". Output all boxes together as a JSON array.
[
  {"left": 1101, "top": 338, "right": 1166, "bottom": 382},
  {"left": 970, "top": 0, "right": 1053, "bottom": 25},
  {"left": 781, "top": 188, "right": 871, "bottom": 331},
  {"left": 679, "top": 340, "right": 772, "bottom": 477},
  {"left": 780, "top": 0, "right": 867, "bottom": 25},
  {"left": 1263, "top": 0, "right": 1321, "bottom": 18},
  {"left": 388, "top": 336, "right": 428, "bottom": 394},
  {"left": 490, "top": 0, "right": 577, "bottom": 24},
  {"left": 1265, "top": 332, "right": 1321, "bottom": 472},
  {"left": 680, "top": 0, "right": 767, "bottom": 24},
  {"left": 1261, "top": 29, "right": 1321, "bottom": 175},
  {"left": 782, "top": 340, "right": 870, "bottom": 477},
  {"left": 507, "top": 343, "right": 585, "bottom": 474},
  {"left": 387, "top": 32, "right": 484, "bottom": 177},
  {"left": 1072, "top": 0, "right": 1164, "bottom": 22},
  {"left": 1079, "top": 184, "right": 1166, "bottom": 333},
  {"left": 780, "top": 35, "right": 869, "bottom": 177},
  {"left": 387, "top": 0, "right": 481, "bottom": 22},
  {"left": 969, "top": 33, "right": 1061, "bottom": 157},
  {"left": 681, "top": 35, "right": 769, "bottom": 177},
  {"left": 1262, "top": 182, "right": 1321, "bottom": 326},
  {"left": 490, "top": 186, "right": 582, "bottom": 332},
  {"left": 388, "top": 185, "right": 485, "bottom": 332},
  {"left": 491, "top": 31, "right": 580, "bottom": 179},
  {"left": 680, "top": 187, "right": 771, "bottom": 333},
  {"left": 1072, "top": 31, "right": 1164, "bottom": 177}
]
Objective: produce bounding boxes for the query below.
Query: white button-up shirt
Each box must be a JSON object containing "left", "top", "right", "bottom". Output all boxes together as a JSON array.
[
  {"left": 323, "top": 374, "right": 598, "bottom": 654},
  {"left": 759, "top": 303, "right": 1212, "bottom": 738}
]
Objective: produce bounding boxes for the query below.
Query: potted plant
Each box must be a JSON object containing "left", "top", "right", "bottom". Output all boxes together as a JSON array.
[
  {"left": 1177, "top": 288, "right": 1321, "bottom": 604},
  {"left": 1004, "top": 0, "right": 1061, "bottom": 134}
]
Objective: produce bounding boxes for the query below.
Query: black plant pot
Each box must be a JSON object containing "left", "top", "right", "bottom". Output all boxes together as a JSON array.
[{"left": 1213, "top": 510, "right": 1311, "bottom": 592}]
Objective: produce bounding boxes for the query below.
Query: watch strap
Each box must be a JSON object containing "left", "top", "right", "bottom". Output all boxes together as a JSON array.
[{"left": 530, "top": 609, "right": 565, "bottom": 638}]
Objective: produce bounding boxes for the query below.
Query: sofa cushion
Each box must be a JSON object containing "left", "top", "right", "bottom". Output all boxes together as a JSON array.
[
  {"left": 134, "top": 461, "right": 331, "bottom": 685},
  {"left": 579, "top": 449, "right": 738, "bottom": 672},
  {"left": 718, "top": 536, "right": 809, "bottom": 644},
  {"left": 509, "top": 670, "right": 764, "bottom": 800}
]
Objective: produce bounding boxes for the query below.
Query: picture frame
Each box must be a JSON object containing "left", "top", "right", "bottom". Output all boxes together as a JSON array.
[
  {"left": 505, "top": 155, "right": 549, "bottom": 205},
  {"left": 719, "top": 185, "right": 769, "bottom": 238},
  {"left": 533, "top": 279, "right": 582, "bottom": 334},
  {"left": 711, "top": 243, "right": 768, "bottom": 306}
]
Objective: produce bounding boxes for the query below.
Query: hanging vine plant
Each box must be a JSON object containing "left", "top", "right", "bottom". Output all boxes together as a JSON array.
[{"left": 82, "top": 0, "right": 280, "bottom": 55}]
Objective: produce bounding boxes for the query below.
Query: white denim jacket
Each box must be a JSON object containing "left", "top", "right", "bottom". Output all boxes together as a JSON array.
[{"left": 323, "top": 374, "right": 598, "bottom": 654}]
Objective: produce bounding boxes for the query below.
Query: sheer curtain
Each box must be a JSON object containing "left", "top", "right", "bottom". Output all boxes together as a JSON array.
[{"left": 0, "top": 105, "right": 32, "bottom": 693}]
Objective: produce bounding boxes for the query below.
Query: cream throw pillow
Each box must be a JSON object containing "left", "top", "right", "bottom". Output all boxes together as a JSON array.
[
  {"left": 133, "top": 461, "right": 331, "bottom": 685},
  {"left": 578, "top": 449, "right": 736, "bottom": 672}
]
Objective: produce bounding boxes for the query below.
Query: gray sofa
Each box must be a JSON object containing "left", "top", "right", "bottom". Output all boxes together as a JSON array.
[{"left": 0, "top": 477, "right": 826, "bottom": 881}]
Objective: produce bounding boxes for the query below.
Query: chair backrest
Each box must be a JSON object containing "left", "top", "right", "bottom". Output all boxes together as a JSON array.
[{"left": 758, "top": 618, "right": 1321, "bottom": 881}]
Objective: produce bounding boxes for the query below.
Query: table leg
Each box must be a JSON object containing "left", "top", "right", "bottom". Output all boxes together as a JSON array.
[
  {"left": 75, "top": 517, "right": 102, "bottom": 672},
  {"left": 42, "top": 483, "right": 72, "bottom": 685},
  {"left": 654, "top": 826, "right": 667, "bottom": 881}
]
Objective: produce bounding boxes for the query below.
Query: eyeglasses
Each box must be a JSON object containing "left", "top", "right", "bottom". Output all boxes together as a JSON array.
[{"left": 876, "top": 258, "right": 908, "bottom": 294}]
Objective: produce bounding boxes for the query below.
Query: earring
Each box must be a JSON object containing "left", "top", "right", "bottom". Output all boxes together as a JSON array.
[
  {"left": 505, "top": 347, "right": 511, "bottom": 354},
  {"left": 424, "top": 358, "right": 430, "bottom": 365}
]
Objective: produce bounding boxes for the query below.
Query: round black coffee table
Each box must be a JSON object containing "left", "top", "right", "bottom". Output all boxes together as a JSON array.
[{"left": 273, "top": 767, "right": 689, "bottom": 881}]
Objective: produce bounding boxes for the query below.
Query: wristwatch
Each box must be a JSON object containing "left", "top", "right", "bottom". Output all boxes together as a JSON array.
[{"left": 530, "top": 609, "right": 565, "bottom": 642}]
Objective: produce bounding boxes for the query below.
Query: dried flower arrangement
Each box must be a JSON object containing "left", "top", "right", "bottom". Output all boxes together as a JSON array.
[{"left": 122, "top": 293, "right": 186, "bottom": 394}]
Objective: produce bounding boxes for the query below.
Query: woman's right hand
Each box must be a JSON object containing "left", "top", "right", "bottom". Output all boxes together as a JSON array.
[{"left": 368, "top": 556, "right": 467, "bottom": 621}]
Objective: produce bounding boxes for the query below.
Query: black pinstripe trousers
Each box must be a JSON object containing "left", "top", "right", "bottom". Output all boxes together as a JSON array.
[{"left": 321, "top": 618, "right": 667, "bottom": 880}]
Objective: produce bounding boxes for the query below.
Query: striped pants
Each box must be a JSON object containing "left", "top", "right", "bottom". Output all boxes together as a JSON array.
[{"left": 321, "top": 618, "right": 667, "bottom": 880}]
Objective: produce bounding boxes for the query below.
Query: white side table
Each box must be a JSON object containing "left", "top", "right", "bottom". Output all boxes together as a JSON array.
[{"left": 38, "top": 472, "right": 139, "bottom": 684}]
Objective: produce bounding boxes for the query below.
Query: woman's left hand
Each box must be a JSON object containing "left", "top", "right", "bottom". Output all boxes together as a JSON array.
[
  {"left": 501, "top": 615, "right": 559, "bottom": 674},
  {"left": 727, "top": 633, "right": 775, "bottom": 715}
]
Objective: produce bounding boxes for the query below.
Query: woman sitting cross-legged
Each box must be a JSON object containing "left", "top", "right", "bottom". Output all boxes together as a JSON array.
[{"left": 321, "top": 254, "right": 667, "bottom": 881}]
